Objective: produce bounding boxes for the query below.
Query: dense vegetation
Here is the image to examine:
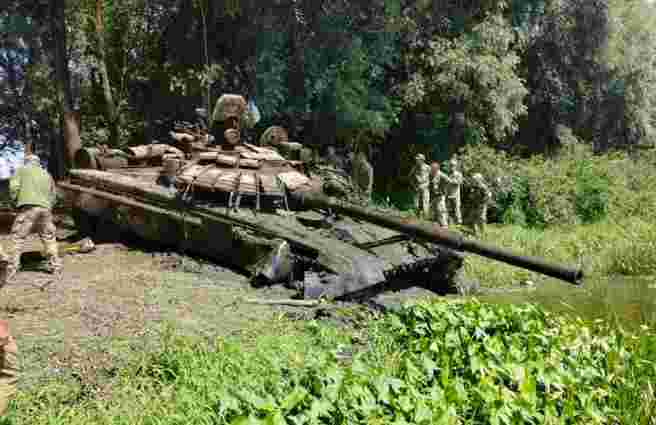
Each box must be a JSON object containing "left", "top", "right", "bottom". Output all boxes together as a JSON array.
[
  {"left": 2, "top": 0, "right": 656, "bottom": 190},
  {"left": 5, "top": 301, "right": 656, "bottom": 424},
  {"left": 3, "top": 1, "right": 656, "bottom": 423}
]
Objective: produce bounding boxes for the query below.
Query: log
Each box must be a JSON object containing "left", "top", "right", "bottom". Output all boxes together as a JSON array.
[
  {"left": 126, "top": 144, "right": 184, "bottom": 160},
  {"left": 170, "top": 132, "right": 195, "bottom": 143},
  {"left": 75, "top": 147, "right": 130, "bottom": 170}
]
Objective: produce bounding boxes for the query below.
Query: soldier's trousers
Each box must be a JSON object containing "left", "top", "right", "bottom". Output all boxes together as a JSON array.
[
  {"left": 414, "top": 187, "right": 430, "bottom": 217},
  {"left": 447, "top": 196, "right": 462, "bottom": 225},
  {"left": 472, "top": 204, "right": 488, "bottom": 234},
  {"left": 3, "top": 206, "right": 62, "bottom": 282},
  {"left": 431, "top": 195, "right": 448, "bottom": 227},
  {"left": 0, "top": 337, "right": 17, "bottom": 415}
]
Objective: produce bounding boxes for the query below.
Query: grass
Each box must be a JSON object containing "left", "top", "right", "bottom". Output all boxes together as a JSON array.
[
  {"left": 3, "top": 300, "right": 655, "bottom": 424},
  {"left": 461, "top": 216, "right": 656, "bottom": 289},
  {"left": 5, "top": 145, "right": 656, "bottom": 423}
]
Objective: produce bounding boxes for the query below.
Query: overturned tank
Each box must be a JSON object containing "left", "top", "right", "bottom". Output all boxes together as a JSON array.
[{"left": 59, "top": 95, "right": 583, "bottom": 300}]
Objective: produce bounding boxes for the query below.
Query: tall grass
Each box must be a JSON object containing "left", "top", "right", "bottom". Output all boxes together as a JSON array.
[
  {"left": 463, "top": 217, "right": 656, "bottom": 288},
  {"left": 457, "top": 144, "right": 656, "bottom": 227}
]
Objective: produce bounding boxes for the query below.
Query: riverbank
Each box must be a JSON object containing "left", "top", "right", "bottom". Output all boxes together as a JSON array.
[
  {"left": 3, "top": 212, "right": 655, "bottom": 423},
  {"left": 5, "top": 146, "right": 656, "bottom": 423}
]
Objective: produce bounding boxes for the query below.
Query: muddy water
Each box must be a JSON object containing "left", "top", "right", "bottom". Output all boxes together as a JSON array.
[{"left": 476, "top": 276, "right": 656, "bottom": 329}]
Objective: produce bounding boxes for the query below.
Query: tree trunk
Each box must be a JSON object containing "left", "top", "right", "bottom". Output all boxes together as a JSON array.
[
  {"left": 49, "top": 124, "right": 66, "bottom": 180},
  {"left": 95, "top": 0, "right": 120, "bottom": 146},
  {"left": 51, "top": 0, "right": 81, "bottom": 170}
]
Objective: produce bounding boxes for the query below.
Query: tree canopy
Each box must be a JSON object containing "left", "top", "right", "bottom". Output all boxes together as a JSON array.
[{"left": 2, "top": 0, "right": 656, "bottom": 188}]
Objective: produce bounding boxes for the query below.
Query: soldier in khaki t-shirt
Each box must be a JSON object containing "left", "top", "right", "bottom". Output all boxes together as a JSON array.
[{"left": 0, "top": 319, "right": 17, "bottom": 415}]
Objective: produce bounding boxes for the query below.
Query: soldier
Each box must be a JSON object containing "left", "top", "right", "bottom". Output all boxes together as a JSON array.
[
  {"left": 470, "top": 173, "right": 492, "bottom": 234},
  {"left": 410, "top": 153, "right": 431, "bottom": 218},
  {"left": 351, "top": 152, "right": 374, "bottom": 202},
  {"left": 0, "top": 319, "right": 17, "bottom": 415},
  {"left": 445, "top": 157, "right": 463, "bottom": 225},
  {"left": 429, "top": 162, "right": 448, "bottom": 227},
  {"left": 2, "top": 154, "right": 62, "bottom": 285},
  {"left": 325, "top": 146, "right": 346, "bottom": 171},
  {"left": 211, "top": 94, "right": 251, "bottom": 149}
]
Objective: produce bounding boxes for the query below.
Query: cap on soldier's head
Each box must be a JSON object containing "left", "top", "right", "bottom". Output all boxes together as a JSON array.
[
  {"left": 415, "top": 153, "right": 425, "bottom": 161},
  {"left": 473, "top": 172, "right": 484, "bottom": 181}
]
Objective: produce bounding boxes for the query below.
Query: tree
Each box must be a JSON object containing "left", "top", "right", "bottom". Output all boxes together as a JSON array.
[
  {"left": 400, "top": 13, "right": 528, "bottom": 152},
  {"left": 93, "top": 0, "right": 120, "bottom": 146},
  {"left": 517, "top": 0, "right": 610, "bottom": 153},
  {"left": 51, "top": 0, "right": 82, "bottom": 171},
  {"left": 603, "top": 0, "right": 656, "bottom": 148}
]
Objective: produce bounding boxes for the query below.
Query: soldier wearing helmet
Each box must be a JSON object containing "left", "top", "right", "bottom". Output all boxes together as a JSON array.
[
  {"left": 470, "top": 172, "right": 492, "bottom": 234},
  {"left": 352, "top": 152, "right": 374, "bottom": 202},
  {"left": 445, "top": 157, "right": 463, "bottom": 225},
  {"left": 410, "top": 153, "right": 431, "bottom": 218},
  {"left": 429, "top": 161, "right": 449, "bottom": 227}
]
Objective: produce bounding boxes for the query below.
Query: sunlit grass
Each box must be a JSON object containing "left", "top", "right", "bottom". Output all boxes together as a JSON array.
[{"left": 461, "top": 217, "right": 656, "bottom": 289}]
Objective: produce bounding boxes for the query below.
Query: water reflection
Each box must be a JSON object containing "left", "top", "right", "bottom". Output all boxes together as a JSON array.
[{"left": 475, "top": 276, "right": 656, "bottom": 328}]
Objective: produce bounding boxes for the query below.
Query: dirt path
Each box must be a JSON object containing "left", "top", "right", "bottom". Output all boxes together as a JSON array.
[{"left": 0, "top": 218, "right": 310, "bottom": 388}]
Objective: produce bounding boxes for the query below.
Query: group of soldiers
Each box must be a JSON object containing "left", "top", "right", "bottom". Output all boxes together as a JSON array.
[
  {"left": 411, "top": 154, "right": 492, "bottom": 233},
  {"left": 318, "top": 146, "right": 492, "bottom": 233}
]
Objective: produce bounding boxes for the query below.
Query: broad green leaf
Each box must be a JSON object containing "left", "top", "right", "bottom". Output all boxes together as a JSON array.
[{"left": 280, "top": 387, "right": 308, "bottom": 412}]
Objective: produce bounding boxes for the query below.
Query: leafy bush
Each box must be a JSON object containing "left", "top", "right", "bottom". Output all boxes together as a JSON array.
[
  {"left": 574, "top": 162, "right": 609, "bottom": 224},
  {"left": 9, "top": 302, "right": 656, "bottom": 424},
  {"left": 456, "top": 143, "right": 654, "bottom": 227}
]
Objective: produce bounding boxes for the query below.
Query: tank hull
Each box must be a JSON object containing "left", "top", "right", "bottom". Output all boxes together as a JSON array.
[{"left": 60, "top": 168, "right": 465, "bottom": 300}]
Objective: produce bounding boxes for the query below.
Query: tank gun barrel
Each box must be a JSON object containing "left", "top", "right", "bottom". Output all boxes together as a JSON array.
[{"left": 293, "top": 191, "right": 584, "bottom": 285}]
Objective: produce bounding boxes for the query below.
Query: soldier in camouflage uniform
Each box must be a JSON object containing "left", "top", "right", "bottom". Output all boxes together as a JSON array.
[
  {"left": 325, "top": 146, "right": 346, "bottom": 171},
  {"left": 445, "top": 157, "right": 463, "bottom": 225},
  {"left": 410, "top": 153, "right": 431, "bottom": 218},
  {"left": 0, "top": 319, "right": 17, "bottom": 415},
  {"left": 351, "top": 152, "right": 374, "bottom": 202},
  {"left": 1, "top": 154, "right": 62, "bottom": 285},
  {"left": 470, "top": 173, "right": 492, "bottom": 234},
  {"left": 429, "top": 162, "right": 449, "bottom": 227}
]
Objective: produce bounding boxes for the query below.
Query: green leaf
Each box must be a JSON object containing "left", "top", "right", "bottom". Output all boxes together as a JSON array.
[
  {"left": 263, "top": 412, "right": 287, "bottom": 425},
  {"left": 231, "top": 415, "right": 264, "bottom": 425},
  {"left": 280, "top": 387, "right": 308, "bottom": 412}
]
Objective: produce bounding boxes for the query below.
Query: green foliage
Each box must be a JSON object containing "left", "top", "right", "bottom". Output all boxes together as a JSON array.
[
  {"left": 463, "top": 216, "right": 656, "bottom": 292},
  {"left": 402, "top": 14, "right": 528, "bottom": 144},
  {"left": 574, "top": 163, "right": 609, "bottom": 224},
  {"left": 606, "top": 0, "right": 656, "bottom": 146},
  {"left": 498, "top": 175, "right": 545, "bottom": 227},
  {"left": 457, "top": 143, "right": 653, "bottom": 227},
  {"left": 335, "top": 36, "right": 401, "bottom": 142},
  {"left": 255, "top": 30, "right": 288, "bottom": 121},
  {"left": 8, "top": 302, "right": 656, "bottom": 424}
]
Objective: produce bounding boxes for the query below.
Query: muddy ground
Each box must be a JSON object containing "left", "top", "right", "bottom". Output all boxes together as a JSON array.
[{"left": 0, "top": 215, "right": 439, "bottom": 390}]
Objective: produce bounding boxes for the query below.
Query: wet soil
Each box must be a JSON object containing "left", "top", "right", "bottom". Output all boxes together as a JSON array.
[{"left": 1, "top": 214, "right": 438, "bottom": 390}]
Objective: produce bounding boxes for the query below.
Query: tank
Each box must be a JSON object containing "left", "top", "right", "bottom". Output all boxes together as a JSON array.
[{"left": 59, "top": 95, "right": 583, "bottom": 301}]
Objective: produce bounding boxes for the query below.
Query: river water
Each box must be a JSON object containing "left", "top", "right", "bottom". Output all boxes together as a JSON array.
[{"left": 475, "top": 275, "right": 656, "bottom": 329}]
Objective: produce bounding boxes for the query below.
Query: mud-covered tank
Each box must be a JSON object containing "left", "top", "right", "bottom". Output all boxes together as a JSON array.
[{"left": 59, "top": 94, "right": 583, "bottom": 300}]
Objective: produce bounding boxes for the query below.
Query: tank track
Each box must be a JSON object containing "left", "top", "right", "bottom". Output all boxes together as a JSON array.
[{"left": 293, "top": 251, "right": 460, "bottom": 301}]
